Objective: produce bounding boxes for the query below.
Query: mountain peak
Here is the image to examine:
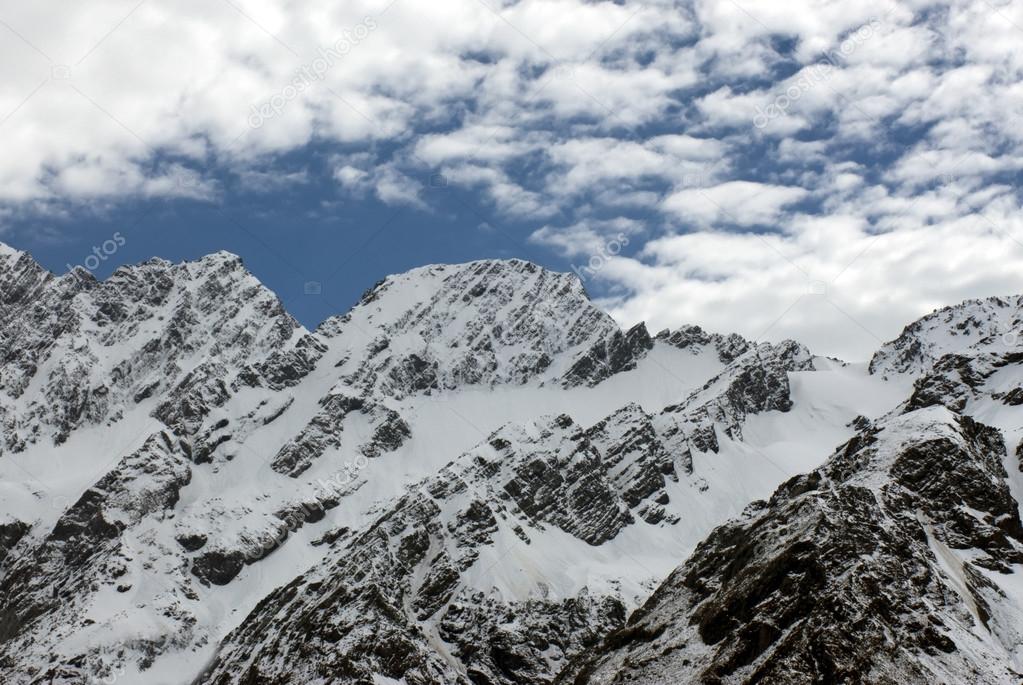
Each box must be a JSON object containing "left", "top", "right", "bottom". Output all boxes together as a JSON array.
[
  {"left": 191, "top": 249, "right": 245, "bottom": 269},
  {"left": 563, "top": 405, "right": 1023, "bottom": 684},
  {"left": 0, "top": 240, "right": 52, "bottom": 319},
  {"left": 0, "top": 240, "right": 41, "bottom": 270},
  {"left": 0, "top": 240, "right": 23, "bottom": 260},
  {"left": 2, "top": 243, "right": 1021, "bottom": 685},
  {"left": 870, "top": 294, "right": 1023, "bottom": 377},
  {"left": 358, "top": 257, "right": 582, "bottom": 303},
  {"left": 318, "top": 257, "right": 632, "bottom": 397}
]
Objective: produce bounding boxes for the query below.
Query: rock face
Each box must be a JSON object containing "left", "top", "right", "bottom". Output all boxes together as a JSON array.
[
  {"left": 269, "top": 392, "right": 411, "bottom": 477},
  {"left": 0, "top": 243, "right": 50, "bottom": 316},
  {"left": 667, "top": 339, "right": 815, "bottom": 449},
  {"left": 195, "top": 405, "right": 693, "bottom": 684},
  {"left": 318, "top": 259, "right": 649, "bottom": 397},
  {"left": 657, "top": 324, "right": 751, "bottom": 364},
  {"left": 1, "top": 241, "right": 1021, "bottom": 685},
  {"left": 561, "top": 323, "right": 654, "bottom": 388},
  {"left": 869, "top": 294, "right": 1023, "bottom": 377},
  {"left": 561, "top": 408, "right": 1023, "bottom": 685},
  {"left": 561, "top": 299, "right": 1023, "bottom": 685},
  {"left": 0, "top": 248, "right": 309, "bottom": 455},
  {"left": 0, "top": 432, "right": 195, "bottom": 682}
]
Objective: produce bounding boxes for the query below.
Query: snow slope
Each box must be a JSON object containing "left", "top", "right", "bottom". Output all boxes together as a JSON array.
[
  {"left": 566, "top": 296, "right": 1023, "bottom": 685},
  {"left": 0, "top": 242, "right": 1015, "bottom": 685}
]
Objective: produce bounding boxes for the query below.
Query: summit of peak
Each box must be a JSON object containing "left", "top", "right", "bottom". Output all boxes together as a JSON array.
[
  {"left": 0, "top": 240, "right": 42, "bottom": 269},
  {"left": 196, "top": 249, "right": 244, "bottom": 265},
  {"left": 328, "top": 257, "right": 594, "bottom": 331},
  {"left": 0, "top": 241, "right": 52, "bottom": 314},
  {"left": 870, "top": 293, "right": 1023, "bottom": 377},
  {"left": 378, "top": 257, "right": 571, "bottom": 289},
  {"left": 316, "top": 257, "right": 629, "bottom": 397}
]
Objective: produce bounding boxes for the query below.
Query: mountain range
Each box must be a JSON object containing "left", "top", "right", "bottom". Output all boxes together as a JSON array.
[{"left": 0, "top": 242, "right": 1021, "bottom": 684}]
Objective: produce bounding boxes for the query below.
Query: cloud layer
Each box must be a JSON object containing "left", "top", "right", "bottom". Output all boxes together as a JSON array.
[{"left": 2, "top": 0, "right": 1022, "bottom": 359}]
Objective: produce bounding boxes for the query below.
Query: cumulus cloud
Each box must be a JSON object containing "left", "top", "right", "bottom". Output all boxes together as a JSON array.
[
  {"left": 529, "top": 217, "right": 643, "bottom": 257},
  {"left": 662, "top": 182, "right": 809, "bottom": 226},
  {"left": 333, "top": 160, "right": 427, "bottom": 209},
  {"left": 601, "top": 209, "right": 1023, "bottom": 360}
]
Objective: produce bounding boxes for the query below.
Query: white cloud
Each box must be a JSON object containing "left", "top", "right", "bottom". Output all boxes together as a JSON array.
[
  {"left": 414, "top": 125, "right": 541, "bottom": 165},
  {"left": 334, "top": 165, "right": 369, "bottom": 188},
  {"left": 529, "top": 217, "right": 642, "bottom": 257},
  {"left": 372, "top": 167, "right": 426, "bottom": 208},
  {"left": 2, "top": 0, "right": 1022, "bottom": 360},
  {"left": 602, "top": 207, "right": 1023, "bottom": 360},
  {"left": 236, "top": 169, "right": 309, "bottom": 192},
  {"left": 333, "top": 161, "right": 426, "bottom": 209},
  {"left": 545, "top": 135, "right": 727, "bottom": 197},
  {"left": 662, "top": 181, "right": 809, "bottom": 226}
]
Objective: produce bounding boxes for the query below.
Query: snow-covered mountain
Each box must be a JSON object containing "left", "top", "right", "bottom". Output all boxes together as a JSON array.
[
  {"left": 563, "top": 295, "right": 1023, "bottom": 685},
  {"left": 0, "top": 242, "right": 1019, "bottom": 684}
]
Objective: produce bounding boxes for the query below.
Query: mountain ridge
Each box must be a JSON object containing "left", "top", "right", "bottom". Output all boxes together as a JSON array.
[{"left": 0, "top": 240, "right": 1020, "bottom": 684}]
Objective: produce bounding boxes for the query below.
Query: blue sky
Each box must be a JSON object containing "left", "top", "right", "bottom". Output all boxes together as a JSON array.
[
  {"left": 3, "top": 152, "right": 579, "bottom": 331},
  {"left": 1, "top": 0, "right": 1022, "bottom": 359}
]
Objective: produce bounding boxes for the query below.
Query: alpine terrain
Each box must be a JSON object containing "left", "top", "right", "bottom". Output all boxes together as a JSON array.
[{"left": 0, "top": 241, "right": 1021, "bottom": 684}]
